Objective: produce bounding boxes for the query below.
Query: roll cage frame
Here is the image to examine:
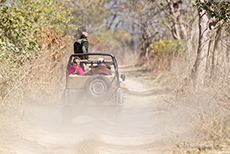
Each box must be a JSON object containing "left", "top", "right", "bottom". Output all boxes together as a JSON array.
[{"left": 65, "top": 53, "right": 121, "bottom": 89}]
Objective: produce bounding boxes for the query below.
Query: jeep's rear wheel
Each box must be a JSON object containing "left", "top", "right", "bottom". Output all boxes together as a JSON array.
[{"left": 84, "top": 74, "right": 112, "bottom": 102}]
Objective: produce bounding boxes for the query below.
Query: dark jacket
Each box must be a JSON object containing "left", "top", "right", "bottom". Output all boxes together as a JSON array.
[
  {"left": 74, "top": 39, "right": 89, "bottom": 60},
  {"left": 85, "top": 66, "right": 112, "bottom": 76}
]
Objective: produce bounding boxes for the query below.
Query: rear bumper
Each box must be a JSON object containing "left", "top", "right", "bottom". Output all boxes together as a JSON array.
[
  {"left": 61, "top": 88, "right": 124, "bottom": 118},
  {"left": 62, "top": 88, "right": 123, "bottom": 106}
]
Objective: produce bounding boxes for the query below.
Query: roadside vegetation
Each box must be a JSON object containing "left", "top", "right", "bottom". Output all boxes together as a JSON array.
[{"left": 0, "top": 0, "right": 229, "bottom": 153}]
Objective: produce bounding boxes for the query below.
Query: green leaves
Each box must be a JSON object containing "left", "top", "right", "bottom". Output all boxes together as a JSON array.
[
  {"left": 150, "top": 40, "right": 185, "bottom": 57},
  {"left": 0, "top": 0, "right": 72, "bottom": 61},
  {"left": 0, "top": 0, "right": 73, "bottom": 82},
  {"left": 194, "top": 0, "right": 230, "bottom": 22},
  {"left": 0, "top": 4, "right": 39, "bottom": 66}
]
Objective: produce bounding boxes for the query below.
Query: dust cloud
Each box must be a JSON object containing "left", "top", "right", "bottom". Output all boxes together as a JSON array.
[{"left": 0, "top": 66, "right": 195, "bottom": 154}]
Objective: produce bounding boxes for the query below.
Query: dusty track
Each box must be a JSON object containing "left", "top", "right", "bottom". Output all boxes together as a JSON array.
[{"left": 0, "top": 66, "right": 191, "bottom": 154}]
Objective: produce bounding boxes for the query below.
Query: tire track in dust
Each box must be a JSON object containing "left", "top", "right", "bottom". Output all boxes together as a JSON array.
[{"left": 93, "top": 74, "right": 171, "bottom": 154}]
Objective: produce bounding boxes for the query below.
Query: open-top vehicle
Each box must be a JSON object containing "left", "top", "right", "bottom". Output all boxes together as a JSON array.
[{"left": 62, "top": 53, "right": 125, "bottom": 123}]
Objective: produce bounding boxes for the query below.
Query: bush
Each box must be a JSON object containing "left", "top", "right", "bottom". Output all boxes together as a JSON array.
[
  {"left": 150, "top": 40, "right": 185, "bottom": 57},
  {"left": 0, "top": 0, "right": 73, "bottom": 108}
]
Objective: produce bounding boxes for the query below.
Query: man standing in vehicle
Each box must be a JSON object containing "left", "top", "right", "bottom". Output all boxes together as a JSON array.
[{"left": 74, "top": 32, "right": 89, "bottom": 71}]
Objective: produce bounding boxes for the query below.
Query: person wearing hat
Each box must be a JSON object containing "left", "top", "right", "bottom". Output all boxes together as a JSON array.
[
  {"left": 74, "top": 32, "right": 89, "bottom": 72},
  {"left": 85, "top": 58, "right": 112, "bottom": 76}
]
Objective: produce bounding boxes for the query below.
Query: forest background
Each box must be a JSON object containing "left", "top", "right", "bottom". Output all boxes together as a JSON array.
[{"left": 0, "top": 0, "right": 230, "bottom": 151}]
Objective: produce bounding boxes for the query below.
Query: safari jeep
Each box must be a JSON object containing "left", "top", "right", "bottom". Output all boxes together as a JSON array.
[{"left": 62, "top": 53, "right": 125, "bottom": 123}]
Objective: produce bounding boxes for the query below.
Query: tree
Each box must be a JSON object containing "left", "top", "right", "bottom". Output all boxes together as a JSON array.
[
  {"left": 105, "top": 0, "right": 163, "bottom": 57},
  {"left": 160, "top": 0, "right": 186, "bottom": 40},
  {"left": 0, "top": 0, "right": 72, "bottom": 66},
  {"left": 190, "top": 0, "right": 210, "bottom": 86},
  {"left": 191, "top": 0, "right": 230, "bottom": 87},
  {"left": 0, "top": 0, "right": 73, "bottom": 98},
  {"left": 68, "top": 0, "right": 108, "bottom": 33}
]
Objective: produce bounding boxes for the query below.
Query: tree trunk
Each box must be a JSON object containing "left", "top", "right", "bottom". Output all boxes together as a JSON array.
[
  {"left": 191, "top": 2, "right": 210, "bottom": 87},
  {"left": 211, "top": 26, "right": 222, "bottom": 75},
  {"left": 167, "top": 0, "right": 186, "bottom": 40}
]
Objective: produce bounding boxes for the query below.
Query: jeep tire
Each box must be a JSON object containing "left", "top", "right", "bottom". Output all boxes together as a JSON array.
[{"left": 84, "top": 74, "right": 112, "bottom": 102}]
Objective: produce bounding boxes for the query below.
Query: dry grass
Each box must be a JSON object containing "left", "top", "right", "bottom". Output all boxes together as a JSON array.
[
  {"left": 171, "top": 74, "right": 230, "bottom": 153},
  {"left": 0, "top": 51, "right": 67, "bottom": 110},
  {"left": 0, "top": 29, "right": 70, "bottom": 112},
  {"left": 141, "top": 48, "right": 230, "bottom": 153},
  {"left": 158, "top": 83, "right": 230, "bottom": 153}
]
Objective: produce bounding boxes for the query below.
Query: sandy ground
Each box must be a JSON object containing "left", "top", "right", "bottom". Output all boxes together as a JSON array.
[{"left": 0, "top": 66, "right": 195, "bottom": 154}]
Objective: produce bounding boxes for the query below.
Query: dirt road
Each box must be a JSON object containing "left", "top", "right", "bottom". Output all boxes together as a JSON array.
[{"left": 0, "top": 66, "right": 191, "bottom": 154}]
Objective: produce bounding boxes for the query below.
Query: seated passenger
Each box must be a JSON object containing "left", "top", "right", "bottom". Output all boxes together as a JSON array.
[
  {"left": 68, "top": 58, "right": 85, "bottom": 75},
  {"left": 85, "top": 58, "right": 112, "bottom": 75}
]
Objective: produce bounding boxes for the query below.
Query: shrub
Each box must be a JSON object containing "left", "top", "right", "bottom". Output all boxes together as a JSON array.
[{"left": 150, "top": 40, "right": 185, "bottom": 57}]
